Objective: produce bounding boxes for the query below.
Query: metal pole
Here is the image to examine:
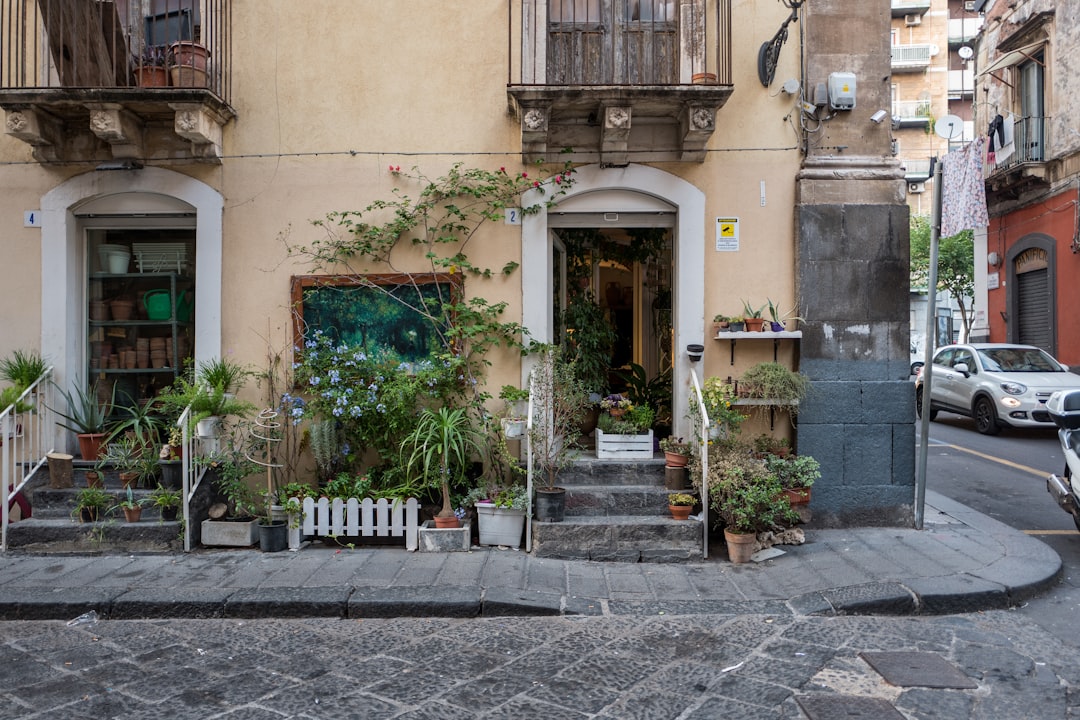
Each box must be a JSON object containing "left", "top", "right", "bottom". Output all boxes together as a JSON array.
[{"left": 914, "top": 159, "right": 944, "bottom": 530}]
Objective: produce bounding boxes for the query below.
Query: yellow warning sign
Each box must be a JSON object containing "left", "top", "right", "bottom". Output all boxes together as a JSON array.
[{"left": 716, "top": 217, "right": 739, "bottom": 251}]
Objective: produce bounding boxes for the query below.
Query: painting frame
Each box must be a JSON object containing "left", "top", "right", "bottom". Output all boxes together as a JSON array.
[{"left": 290, "top": 273, "right": 462, "bottom": 365}]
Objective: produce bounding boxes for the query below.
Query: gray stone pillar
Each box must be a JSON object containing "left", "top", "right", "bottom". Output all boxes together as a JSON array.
[{"left": 795, "top": 1, "right": 914, "bottom": 526}]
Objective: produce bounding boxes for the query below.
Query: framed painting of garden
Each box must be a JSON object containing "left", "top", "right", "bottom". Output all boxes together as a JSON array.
[{"left": 290, "top": 273, "right": 461, "bottom": 365}]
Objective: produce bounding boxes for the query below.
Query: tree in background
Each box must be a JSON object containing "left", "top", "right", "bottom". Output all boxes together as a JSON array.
[{"left": 909, "top": 215, "right": 974, "bottom": 339}]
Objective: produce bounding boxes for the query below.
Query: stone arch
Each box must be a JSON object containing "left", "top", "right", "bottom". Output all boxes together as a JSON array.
[{"left": 522, "top": 164, "right": 705, "bottom": 437}]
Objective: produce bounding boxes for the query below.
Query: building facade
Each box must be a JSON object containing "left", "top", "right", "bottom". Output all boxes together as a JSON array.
[
  {"left": 972, "top": 0, "right": 1080, "bottom": 365},
  {"left": 0, "top": 0, "right": 912, "bottom": 527}
]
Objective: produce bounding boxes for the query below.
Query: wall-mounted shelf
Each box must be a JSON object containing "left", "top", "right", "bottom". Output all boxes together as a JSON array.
[{"left": 715, "top": 330, "right": 802, "bottom": 365}]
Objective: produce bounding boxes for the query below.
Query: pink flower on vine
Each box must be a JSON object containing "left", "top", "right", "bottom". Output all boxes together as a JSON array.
[{"left": 521, "top": 172, "right": 528, "bottom": 179}]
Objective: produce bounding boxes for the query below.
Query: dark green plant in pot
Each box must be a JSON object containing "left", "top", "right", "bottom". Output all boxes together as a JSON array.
[
  {"left": 401, "top": 406, "right": 482, "bottom": 522},
  {"left": 52, "top": 378, "right": 115, "bottom": 436},
  {"left": 561, "top": 291, "right": 616, "bottom": 396},
  {"left": 72, "top": 486, "right": 112, "bottom": 522},
  {"left": 0, "top": 349, "right": 48, "bottom": 389}
]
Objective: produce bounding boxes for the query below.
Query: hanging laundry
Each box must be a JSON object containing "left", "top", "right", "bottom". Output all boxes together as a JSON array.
[
  {"left": 996, "top": 114, "right": 1015, "bottom": 164},
  {"left": 986, "top": 114, "right": 1003, "bottom": 164},
  {"left": 940, "top": 136, "right": 989, "bottom": 237}
]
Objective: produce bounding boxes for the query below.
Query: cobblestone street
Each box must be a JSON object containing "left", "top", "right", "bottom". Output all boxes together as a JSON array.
[{"left": 1, "top": 610, "right": 1076, "bottom": 719}]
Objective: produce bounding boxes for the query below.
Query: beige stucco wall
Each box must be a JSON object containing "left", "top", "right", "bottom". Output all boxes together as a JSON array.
[{"left": 0, "top": 0, "right": 806, "bottom": 424}]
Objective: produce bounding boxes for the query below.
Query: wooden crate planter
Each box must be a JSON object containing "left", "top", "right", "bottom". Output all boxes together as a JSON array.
[
  {"left": 595, "top": 428, "right": 654, "bottom": 460},
  {"left": 298, "top": 497, "right": 419, "bottom": 551}
]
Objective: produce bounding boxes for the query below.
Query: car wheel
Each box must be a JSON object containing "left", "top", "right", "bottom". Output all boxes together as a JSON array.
[
  {"left": 910, "top": 361, "right": 924, "bottom": 376},
  {"left": 973, "top": 396, "right": 1000, "bottom": 435},
  {"left": 915, "top": 386, "right": 937, "bottom": 420}
]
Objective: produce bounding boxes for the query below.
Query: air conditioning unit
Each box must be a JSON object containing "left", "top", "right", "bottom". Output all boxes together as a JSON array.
[
  {"left": 908, "top": 181, "right": 926, "bottom": 194},
  {"left": 905, "top": 13, "right": 922, "bottom": 26}
]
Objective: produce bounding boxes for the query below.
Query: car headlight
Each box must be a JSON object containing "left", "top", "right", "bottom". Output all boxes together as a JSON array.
[{"left": 1000, "top": 381, "right": 1027, "bottom": 395}]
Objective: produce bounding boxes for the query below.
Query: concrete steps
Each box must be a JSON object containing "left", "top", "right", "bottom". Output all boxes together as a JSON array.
[
  {"left": 6, "top": 463, "right": 182, "bottom": 553},
  {"left": 531, "top": 455, "right": 704, "bottom": 563}
]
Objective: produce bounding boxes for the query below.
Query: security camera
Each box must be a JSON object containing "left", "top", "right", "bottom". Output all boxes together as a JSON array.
[{"left": 871, "top": 109, "right": 888, "bottom": 124}]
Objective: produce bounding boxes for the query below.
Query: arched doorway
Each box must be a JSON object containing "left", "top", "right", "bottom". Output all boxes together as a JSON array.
[
  {"left": 522, "top": 165, "right": 705, "bottom": 438},
  {"left": 40, "top": 168, "right": 223, "bottom": 451}
]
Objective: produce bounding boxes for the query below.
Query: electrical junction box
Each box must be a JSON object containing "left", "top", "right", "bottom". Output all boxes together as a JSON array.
[{"left": 827, "top": 72, "right": 856, "bottom": 111}]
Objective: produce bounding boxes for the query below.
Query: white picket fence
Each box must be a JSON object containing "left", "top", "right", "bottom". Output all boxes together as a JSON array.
[{"left": 298, "top": 496, "right": 419, "bottom": 551}]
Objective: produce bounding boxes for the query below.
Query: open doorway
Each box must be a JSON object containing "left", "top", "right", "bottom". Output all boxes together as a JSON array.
[{"left": 552, "top": 225, "right": 674, "bottom": 433}]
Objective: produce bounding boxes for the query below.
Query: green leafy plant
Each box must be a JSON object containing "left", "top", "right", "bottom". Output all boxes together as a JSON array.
[
  {"left": 111, "top": 487, "right": 145, "bottom": 515},
  {"left": 401, "top": 406, "right": 483, "bottom": 521},
  {"left": 528, "top": 345, "right": 588, "bottom": 490},
  {"left": 741, "top": 300, "right": 766, "bottom": 319},
  {"left": 692, "top": 377, "right": 746, "bottom": 436},
  {"left": 659, "top": 436, "right": 691, "bottom": 456},
  {"left": 668, "top": 492, "right": 696, "bottom": 506},
  {"left": 739, "top": 362, "right": 810, "bottom": 416},
  {"left": 52, "top": 378, "right": 116, "bottom": 435},
  {"left": 197, "top": 356, "right": 255, "bottom": 394},
  {"left": 72, "top": 486, "right": 113, "bottom": 521},
  {"left": 764, "top": 453, "right": 820, "bottom": 490},
  {"left": 106, "top": 392, "right": 166, "bottom": 446},
  {"left": 705, "top": 444, "right": 797, "bottom": 534},
  {"left": 0, "top": 386, "right": 33, "bottom": 414},
  {"left": 597, "top": 403, "right": 654, "bottom": 434},
  {"left": 498, "top": 385, "right": 530, "bottom": 403},
  {"left": 149, "top": 483, "right": 182, "bottom": 518},
  {"left": 0, "top": 349, "right": 48, "bottom": 389},
  {"left": 323, "top": 473, "right": 372, "bottom": 500},
  {"left": 765, "top": 298, "right": 805, "bottom": 328},
  {"left": 752, "top": 433, "right": 790, "bottom": 456},
  {"left": 561, "top": 291, "right": 616, "bottom": 395}
]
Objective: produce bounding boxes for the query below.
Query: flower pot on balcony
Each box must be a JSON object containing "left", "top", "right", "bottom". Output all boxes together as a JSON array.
[
  {"left": 135, "top": 66, "right": 168, "bottom": 87},
  {"left": 692, "top": 72, "right": 717, "bottom": 85},
  {"left": 168, "top": 41, "right": 209, "bottom": 88}
]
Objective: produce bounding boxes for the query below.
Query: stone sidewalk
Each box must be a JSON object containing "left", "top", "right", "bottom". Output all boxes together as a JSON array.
[{"left": 0, "top": 491, "right": 1062, "bottom": 621}]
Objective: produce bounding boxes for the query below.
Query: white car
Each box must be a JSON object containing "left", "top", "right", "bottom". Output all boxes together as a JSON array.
[{"left": 915, "top": 343, "right": 1080, "bottom": 435}]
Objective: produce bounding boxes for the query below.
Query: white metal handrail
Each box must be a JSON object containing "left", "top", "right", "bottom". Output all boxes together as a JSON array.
[
  {"left": 525, "top": 369, "right": 537, "bottom": 552},
  {"left": 178, "top": 404, "right": 204, "bottom": 552},
  {"left": 689, "top": 367, "right": 710, "bottom": 559},
  {"left": 1, "top": 367, "right": 55, "bottom": 551}
]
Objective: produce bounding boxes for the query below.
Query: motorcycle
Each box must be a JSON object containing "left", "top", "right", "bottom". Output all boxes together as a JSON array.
[{"left": 1046, "top": 389, "right": 1080, "bottom": 532}]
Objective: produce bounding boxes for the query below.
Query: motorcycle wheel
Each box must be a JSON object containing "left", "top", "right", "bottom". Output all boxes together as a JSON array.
[{"left": 974, "top": 396, "right": 1000, "bottom": 435}]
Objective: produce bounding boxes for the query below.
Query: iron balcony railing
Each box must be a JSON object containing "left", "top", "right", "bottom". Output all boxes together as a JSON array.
[
  {"left": 513, "top": 0, "right": 731, "bottom": 86},
  {"left": 986, "top": 115, "right": 1048, "bottom": 176},
  {"left": 0, "top": 0, "right": 230, "bottom": 104}
]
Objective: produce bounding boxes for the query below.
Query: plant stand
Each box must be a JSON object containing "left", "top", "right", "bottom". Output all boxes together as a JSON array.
[
  {"left": 476, "top": 503, "right": 526, "bottom": 547},
  {"left": 418, "top": 520, "right": 471, "bottom": 552},
  {"left": 595, "top": 428, "right": 654, "bottom": 460}
]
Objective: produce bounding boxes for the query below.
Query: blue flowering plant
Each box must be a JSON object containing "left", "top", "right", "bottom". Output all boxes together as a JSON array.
[{"left": 293, "top": 329, "right": 466, "bottom": 476}]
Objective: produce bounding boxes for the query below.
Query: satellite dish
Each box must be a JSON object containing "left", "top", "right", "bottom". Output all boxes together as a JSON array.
[
  {"left": 935, "top": 114, "right": 964, "bottom": 140},
  {"left": 958, "top": 45, "right": 974, "bottom": 60}
]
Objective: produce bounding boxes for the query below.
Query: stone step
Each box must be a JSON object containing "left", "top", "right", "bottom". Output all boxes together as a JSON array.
[
  {"left": 554, "top": 455, "right": 668, "bottom": 486},
  {"left": 531, "top": 515, "right": 704, "bottom": 563},
  {"left": 29, "top": 486, "right": 174, "bottom": 520},
  {"left": 564, "top": 484, "right": 690, "bottom": 517},
  {"left": 4, "top": 517, "right": 182, "bottom": 553}
]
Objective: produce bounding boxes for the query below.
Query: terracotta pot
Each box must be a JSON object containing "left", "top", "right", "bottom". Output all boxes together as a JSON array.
[
  {"left": 669, "top": 504, "right": 693, "bottom": 521},
  {"left": 110, "top": 299, "right": 135, "bottom": 321},
  {"left": 607, "top": 408, "right": 626, "bottom": 419},
  {"left": 664, "top": 451, "right": 689, "bottom": 468},
  {"left": 85, "top": 470, "right": 104, "bottom": 488},
  {"left": 77, "top": 433, "right": 106, "bottom": 461},
  {"left": 781, "top": 487, "right": 811, "bottom": 506},
  {"left": 135, "top": 66, "right": 168, "bottom": 87},
  {"left": 724, "top": 529, "right": 757, "bottom": 564},
  {"left": 433, "top": 515, "right": 461, "bottom": 529},
  {"left": 692, "top": 72, "right": 717, "bottom": 85},
  {"left": 744, "top": 317, "right": 766, "bottom": 332},
  {"left": 122, "top": 506, "right": 142, "bottom": 523}
]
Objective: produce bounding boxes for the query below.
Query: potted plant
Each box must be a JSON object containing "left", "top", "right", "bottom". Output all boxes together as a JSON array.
[
  {"left": 72, "top": 486, "right": 112, "bottom": 523},
  {"left": 667, "top": 492, "right": 696, "bottom": 521},
  {"left": 694, "top": 377, "right": 747, "bottom": 440},
  {"left": 96, "top": 435, "right": 142, "bottom": 489},
  {"left": 528, "top": 345, "right": 588, "bottom": 522},
  {"left": 765, "top": 453, "right": 820, "bottom": 507},
  {"left": 401, "top": 406, "right": 483, "bottom": 529},
  {"left": 199, "top": 434, "right": 262, "bottom": 546},
  {"left": 741, "top": 300, "right": 767, "bottom": 332},
  {"left": 739, "top": 362, "right": 811, "bottom": 418},
  {"left": 107, "top": 391, "right": 165, "bottom": 450},
  {"left": 712, "top": 314, "right": 730, "bottom": 335},
  {"left": 168, "top": 40, "right": 210, "bottom": 87},
  {"left": 258, "top": 495, "right": 288, "bottom": 553},
  {"left": 157, "top": 363, "right": 255, "bottom": 443},
  {"left": 133, "top": 45, "right": 167, "bottom": 87},
  {"left": 707, "top": 445, "right": 798, "bottom": 563},
  {"left": 0, "top": 349, "right": 48, "bottom": 390},
  {"left": 561, "top": 291, "right": 617, "bottom": 398},
  {"left": 765, "top": 298, "right": 805, "bottom": 332},
  {"left": 596, "top": 402, "right": 655, "bottom": 460},
  {"left": 112, "top": 486, "right": 145, "bottom": 523},
  {"left": 752, "top": 433, "right": 790, "bottom": 458},
  {"left": 467, "top": 483, "right": 528, "bottom": 547},
  {"left": 149, "top": 483, "right": 182, "bottom": 522},
  {"left": 51, "top": 378, "right": 116, "bottom": 461},
  {"left": 158, "top": 426, "right": 184, "bottom": 488},
  {"left": 659, "top": 436, "right": 691, "bottom": 467},
  {"left": 499, "top": 384, "right": 530, "bottom": 439}
]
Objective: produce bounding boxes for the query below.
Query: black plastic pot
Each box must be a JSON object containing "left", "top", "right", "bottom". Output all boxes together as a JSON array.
[
  {"left": 259, "top": 520, "right": 288, "bottom": 552},
  {"left": 159, "top": 459, "right": 182, "bottom": 489},
  {"left": 535, "top": 487, "right": 566, "bottom": 523}
]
